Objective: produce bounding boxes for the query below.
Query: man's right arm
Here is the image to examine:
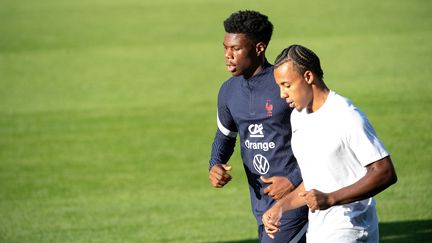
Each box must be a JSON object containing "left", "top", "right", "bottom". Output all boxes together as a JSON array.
[
  {"left": 209, "top": 130, "right": 236, "bottom": 170},
  {"left": 208, "top": 83, "right": 238, "bottom": 187},
  {"left": 208, "top": 130, "right": 236, "bottom": 187},
  {"left": 209, "top": 115, "right": 237, "bottom": 188}
]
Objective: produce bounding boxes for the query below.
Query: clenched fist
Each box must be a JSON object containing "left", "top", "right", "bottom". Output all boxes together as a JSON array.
[{"left": 209, "top": 164, "right": 232, "bottom": 188}]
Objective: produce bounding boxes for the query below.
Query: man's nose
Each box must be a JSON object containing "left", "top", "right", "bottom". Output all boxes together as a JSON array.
[{"left": 224, "top": 49, "right": 233, "bottom": 59}]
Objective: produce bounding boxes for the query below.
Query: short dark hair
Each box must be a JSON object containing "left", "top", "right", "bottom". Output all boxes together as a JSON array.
[
  {"left": 274, "top": 44, "right": 324, "bottom": 80},
  {"left": 223, "top": 10, "right": 273, "bottom": 45}
]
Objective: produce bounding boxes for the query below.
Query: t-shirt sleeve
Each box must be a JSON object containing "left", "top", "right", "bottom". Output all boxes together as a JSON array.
[{"left": 347, "top": 108, "right": 389, "bottom": 167}]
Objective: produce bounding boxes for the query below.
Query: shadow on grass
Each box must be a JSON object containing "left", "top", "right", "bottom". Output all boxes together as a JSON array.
[
  {"left": 207, "top": 220, "right": 432, "bottom": 243},
  {"left": 380, "top": 219, "right": 432, "bottom": 242},
  {"left": 206, "top": 240, "right": 258, "bottom": 243}
]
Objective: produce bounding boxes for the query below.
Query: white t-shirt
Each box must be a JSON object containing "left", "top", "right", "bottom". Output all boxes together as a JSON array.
[{"left": 291, "top": 91, "right": 389, "bottom": 243}]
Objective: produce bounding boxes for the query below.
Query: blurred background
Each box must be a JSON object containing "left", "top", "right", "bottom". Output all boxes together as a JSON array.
[{"left": 1, "top": 0, "right": 431, "bottom": 242}]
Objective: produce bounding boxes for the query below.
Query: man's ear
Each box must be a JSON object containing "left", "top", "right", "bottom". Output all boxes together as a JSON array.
[
  {"left": 256, "top": 42, "right": 267, "bottom": 56},
  {"left": 304, "top": 70, "right": 314, "bottom": 84}
]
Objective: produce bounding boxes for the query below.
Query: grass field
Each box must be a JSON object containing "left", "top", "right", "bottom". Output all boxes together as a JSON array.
[{"left": 1, "top": 0, "right": 431, "bottom": 242}]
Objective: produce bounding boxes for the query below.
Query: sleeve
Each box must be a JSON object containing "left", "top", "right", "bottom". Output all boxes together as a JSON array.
[
  {"left": 347, "top": 108, "right": 389, "bottom": 167},
  {"left": 209, "top": 83, "right": 238, "bottom": 170},
  {"left": 209, "top": 130, "right": 236, "bottom": 170},
  {"left": 286, "top": 159, "right": 303, "bottom": 187}
]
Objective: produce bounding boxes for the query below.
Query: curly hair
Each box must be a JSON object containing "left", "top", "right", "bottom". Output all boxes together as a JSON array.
[
  {"left": 274, "top": 44, "right": 324, "bottom": 80},
  {"left": 223, "top": 10, "right": 273, "bottom": 45}
]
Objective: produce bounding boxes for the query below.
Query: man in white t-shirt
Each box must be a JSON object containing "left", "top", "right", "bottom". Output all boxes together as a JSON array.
[{"left": 262, "top": 44, "right": 398, "bottom": 242}]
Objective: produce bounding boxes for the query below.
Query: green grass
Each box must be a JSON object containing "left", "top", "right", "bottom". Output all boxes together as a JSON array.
[{"left": 1, "top": 0, "right": 431, "bottom": 242}]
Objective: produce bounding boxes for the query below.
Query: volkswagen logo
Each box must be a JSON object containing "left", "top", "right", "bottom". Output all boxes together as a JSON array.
[{"left": 253, "top": 154, "right": 269, "bottom": 174}]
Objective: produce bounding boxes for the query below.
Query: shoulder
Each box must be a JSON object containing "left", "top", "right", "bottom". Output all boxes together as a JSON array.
[
  {"left": 219, "top": 76, "right": 240, "bottom": 93},
  {"left": 259, "top": 65, "right": 276, "bottom": 82},
  {"left": 331, "top": 92, "right": 360, "bottom": 115},
  {"left": 217, "top": 76, "right": 241, "bottom": 106},
  {"left": 331, "top": 92, "right": 371, "bottom": 130},
  {"left": 329, "top": 92, "right": 353, "bottom": 110}
]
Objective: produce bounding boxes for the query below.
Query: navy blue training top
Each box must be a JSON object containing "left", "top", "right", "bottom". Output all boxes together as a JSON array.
[{"left": 209, "top": 62, "right": 307, "bottom": 224}]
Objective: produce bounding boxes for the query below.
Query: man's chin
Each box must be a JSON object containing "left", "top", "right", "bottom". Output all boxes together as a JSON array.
[{"left": 230, "top": 71, "right": 242, "bottom": 77}]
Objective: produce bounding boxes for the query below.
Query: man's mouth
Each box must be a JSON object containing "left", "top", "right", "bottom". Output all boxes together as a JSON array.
[
  {"left": 286, "top": 99, "right": 295, "bottom": 108},
  {"left": 226, "top": 63, "right": 236, "bottom": 72}
]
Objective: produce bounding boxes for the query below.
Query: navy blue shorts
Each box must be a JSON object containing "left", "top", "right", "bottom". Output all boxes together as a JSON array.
[{"left": 258, "top": 214, "right": 307, "bottom": 243}]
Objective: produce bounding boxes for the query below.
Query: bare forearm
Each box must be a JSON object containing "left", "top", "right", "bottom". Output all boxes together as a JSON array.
[
  {"left": 277, "top": 182, "right": 307, "bottom": 211},
  {"left": 329, "top": 156, "right": 397, "bottom": 206}
]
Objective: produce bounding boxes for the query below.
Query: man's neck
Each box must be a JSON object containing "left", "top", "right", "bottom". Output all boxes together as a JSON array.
[
  {"left": 308, "top": 85, "right": 330, "bottom": 113},
  {"left": 244, "top": 58, "right": 269, "bottom": 80}
]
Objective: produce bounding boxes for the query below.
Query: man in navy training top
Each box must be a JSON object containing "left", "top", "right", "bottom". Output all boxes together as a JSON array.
[{"left": 208, "top": 10, "right": 308, "bottom": 243}]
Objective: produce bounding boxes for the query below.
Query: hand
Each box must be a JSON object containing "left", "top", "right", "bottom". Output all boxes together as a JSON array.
[
  {"left": 261, "top": 176, "right": 295, "bottom": 200},
  {"left": 298, "top": 189, "right": 333, "bottom": 213},
  {"left": 209, "top": 164, "right": 232, "bottom": 188},
  {"left": 262, "top": 204, "right": 283, "bottom": 239}
]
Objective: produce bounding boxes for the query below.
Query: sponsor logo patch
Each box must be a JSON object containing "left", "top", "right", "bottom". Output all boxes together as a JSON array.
[
  {"left": 248, "top": 124, "right": 264, "bottom": 138},
  {"left": 253, "top": 154, "right": 269, "bottom": 174},
  {"left": 245, "top": 140, "right": 275, "bottom": 151}
]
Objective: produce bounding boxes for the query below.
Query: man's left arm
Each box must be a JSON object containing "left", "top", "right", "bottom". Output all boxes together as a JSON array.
[{"left": 300, "top": 156, "right": 397, "bottom": 212}]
